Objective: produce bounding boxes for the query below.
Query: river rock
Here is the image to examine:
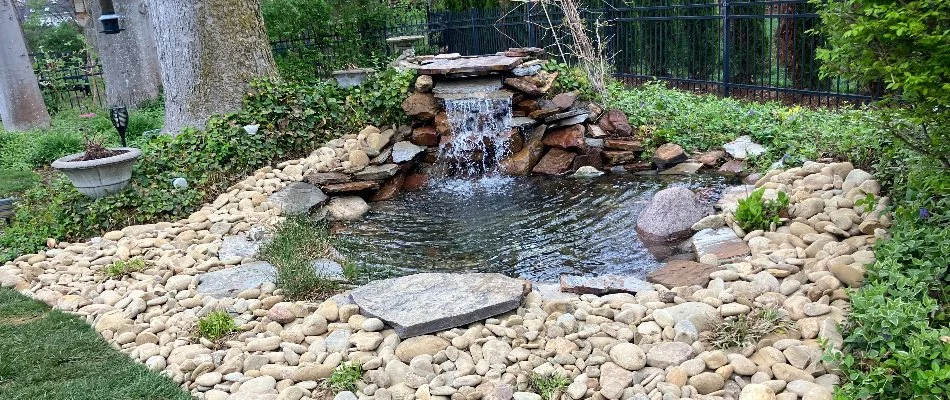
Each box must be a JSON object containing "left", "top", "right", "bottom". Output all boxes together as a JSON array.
[
  {"left": 350, "top": 273, "right": 526, "bottom": 338},
  {"left": 394, "top": 335, "right": 451, "bottom": 362},
  {"left": 324, "top": 196, "right": 370, "bottom": 221},
  {"left": 646, "top": 342, "right": 695, "bottom": 368},
  {"left": 636, "top": 187, "right": 711, "bottom": 242}
]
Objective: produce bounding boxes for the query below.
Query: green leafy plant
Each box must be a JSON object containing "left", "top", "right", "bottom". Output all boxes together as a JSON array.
[
  {"left": 324, "top": 362, "right": 363, "bottom": 393},
  {"left": 709, "top": 308, "right": 789, "bottom": 350},
  {"left": 530, "top": 373, "right": 570, "bottom": 400},
  {"left": 734, "top": 188, "right": 790, "bottom": 232},
  {"left": 259, "top": 216, "right": 341, "bottom": 300},
  {"left": 104, "top": 258, "right": 147, "bottom": 278},
  {"left": 197, "top": 310, "right": 238, "bottom": 342}
]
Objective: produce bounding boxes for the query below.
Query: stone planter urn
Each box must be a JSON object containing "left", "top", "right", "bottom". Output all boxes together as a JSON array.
[
  {"left": 52, "top": 147, "right": 141, "bottom": 199},
  {"left": 332, "top": 68, "right": 375, "bottom": 88},
  {"left": 0, "top": 198, "right": 13, "bottom": 223}
]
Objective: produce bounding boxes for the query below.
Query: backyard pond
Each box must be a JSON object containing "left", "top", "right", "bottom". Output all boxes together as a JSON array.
[{"left": 336, "top": 173, "right": 730, "bottom": 282}]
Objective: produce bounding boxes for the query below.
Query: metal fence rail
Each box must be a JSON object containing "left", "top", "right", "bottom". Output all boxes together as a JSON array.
[{"left": 29, "top": 1, "right": 876, "bottom": 112}]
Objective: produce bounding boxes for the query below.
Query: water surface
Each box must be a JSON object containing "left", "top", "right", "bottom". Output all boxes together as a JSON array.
[{"left": 337, "top": 173, "right": 727, "bottom": 282}]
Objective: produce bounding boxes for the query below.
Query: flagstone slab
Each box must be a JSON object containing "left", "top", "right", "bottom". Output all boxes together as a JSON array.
[
  {"left": 417, "top": 55, "right": 523, "bottom": 76},
  {"left": 349, "top": 273, "right": 527, "bottom": 338},
  {"left": 559, "top": 274, "right": 654, "bottom": 295},
  {"left": 692, "top": 227, "right": 751, "bottom": 262}
]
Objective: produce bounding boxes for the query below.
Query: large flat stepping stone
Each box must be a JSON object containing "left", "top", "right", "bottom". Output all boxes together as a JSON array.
[
  {"left": 349, "top": 273, "right": 527, "bottom": 338},
  {"left": 197, "top": 259, "right": 343, "bottom": 298},
  {"left": 647, "top": 260, "right": 721, "bottom": 288},
  {"left": 559, "top": 274, "right": 654, "bottom": 295},
  {"left": 268, "top": 182, "right": 328, "bottom": 215},
  {"left": 692, "top": 227, "right": 751, "bottom": 262}
]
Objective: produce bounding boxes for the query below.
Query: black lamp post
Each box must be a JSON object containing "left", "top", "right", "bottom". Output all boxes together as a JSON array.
[
  {"left": 98, "top": 0, "right": 123, "bottom": 34},
  {"left": 111, "top": 106, "right": 129, "bottom": 146}
]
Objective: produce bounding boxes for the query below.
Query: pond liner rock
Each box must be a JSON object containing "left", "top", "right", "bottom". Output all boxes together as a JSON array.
[{"left": 349, "top": 273, "right": 527, "bottom": 338}]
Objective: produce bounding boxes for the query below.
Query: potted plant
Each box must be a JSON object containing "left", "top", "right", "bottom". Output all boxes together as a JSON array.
[
  {"left": 332, "top": 64, "right": 375, "bottom": 88},
  {"left": 52, "top": 133, "right": 141, "bottom": 199}
]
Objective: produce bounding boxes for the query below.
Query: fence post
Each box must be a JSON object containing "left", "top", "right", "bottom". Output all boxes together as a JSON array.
[
  {"left": 722, "top": 0, "right": 731, "bottom": 97},
  {"left": 526, "top": 3, "right": 536, "bottom": 48},
  {"left": 470, "top": 8, "right": 478, "bottom": 55}
]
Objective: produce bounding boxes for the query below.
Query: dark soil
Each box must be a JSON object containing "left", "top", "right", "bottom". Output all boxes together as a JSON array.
[{"left": 72, "top": 147, "right": 126, "bottom": 162}]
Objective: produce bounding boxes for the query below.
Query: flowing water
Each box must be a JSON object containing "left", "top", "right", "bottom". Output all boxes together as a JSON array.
[
  {"left": 337, "top": 173, "right": 728, "bottom": 282},
  {"left": 435, "top": 97, "right": 513, "bottom": 177}
]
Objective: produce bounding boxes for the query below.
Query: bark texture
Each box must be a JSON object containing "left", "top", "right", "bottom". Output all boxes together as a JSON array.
[
  {"left": 149, "top": 0, "right": 277, "bottom": 134},
  {"left": 90, "top": 0, "right": 163, "bottom": 107},
  {"left": 0, "top": 0, "right": 51, "bottom": 131}
]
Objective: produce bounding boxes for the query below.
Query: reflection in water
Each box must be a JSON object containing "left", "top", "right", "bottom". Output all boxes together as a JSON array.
[{"left": 336, "top": 174, "right": 726, "bottom": 282}]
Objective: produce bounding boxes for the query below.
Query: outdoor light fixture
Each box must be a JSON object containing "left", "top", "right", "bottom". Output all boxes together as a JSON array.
[
  {"left": 110, "top": 106, "right": 129, "bottom": 146},
  {"left": 98, "top": 0, "right": 123, "bottom": 34}
]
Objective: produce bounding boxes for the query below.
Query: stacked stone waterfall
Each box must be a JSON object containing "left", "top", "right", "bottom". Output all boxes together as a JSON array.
[{"left": 437, "top": 97, "right": 513, "bottom": 177}]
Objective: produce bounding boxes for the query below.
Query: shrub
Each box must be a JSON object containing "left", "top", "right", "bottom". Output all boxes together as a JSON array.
[
  {"left": 0, "top": 69, "right": 413, "bottom": 262},
  {"left": 709, "top": 308, "right": 789, "bottom": 350},
  {"left": 259, "top": 216, "right": 341, "bottom": 300},
  {"left": 197, "top": 311, "right": 238, "bottom": 342},
  {"left": 104, "top": 258, "right": 147, "bottom": 278},
  {"left": 816, "top": 0, "right": 950, "bottom": 169},
  {"left": 325, "top": 362, "right": 362, "bottom": 393},
  {"left": 831, "top": 161, "right": 950, "bottom": 399},
  {"left": 26, "top": 131, "right": 84, "bottom": 168},
  {"left": 530, "top": 373, "right": 570, "bottom": 400},
  {"left": 734, "top": 188, "right": 789, "bottom": 232}
]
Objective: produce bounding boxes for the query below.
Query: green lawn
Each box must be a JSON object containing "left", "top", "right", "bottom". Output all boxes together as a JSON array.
[
  {"left": 0, "top": 288, "right": 190, "bottom": 400},
  {"left": 0, "top": 170, "right": 39, "bottom": 198}
]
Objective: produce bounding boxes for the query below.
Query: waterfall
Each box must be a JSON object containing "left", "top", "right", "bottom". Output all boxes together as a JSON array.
[{"left": 437, "top": 97, "right": 513, "bottom": 178}]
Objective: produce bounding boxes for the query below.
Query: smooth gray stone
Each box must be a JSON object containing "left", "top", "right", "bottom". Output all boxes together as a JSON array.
[
  {"left": 349, "top": 273, "right": 526, "bottom": 338},
  {"left": 197, "top": 262, "right": 276, "bottom": 298},
  {"left": 636, "top": 187, "right": 711, "bottom": 242},
  {"left": 219, "top": 235, "right": 265, "bottom": 261},
  {"left": 268, "top": 182, "right": 328, "bottom": 215}
]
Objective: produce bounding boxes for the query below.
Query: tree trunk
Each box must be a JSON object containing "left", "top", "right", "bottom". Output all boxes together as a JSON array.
[
  {"left": 148, "top": 0, "right": 277, "bottom": 134},
  {"left": 88, "top": 0, "right": 162, "bottom": 108},
  {"left": 0, "top": 0, "right": 51, "bottom": 131}
]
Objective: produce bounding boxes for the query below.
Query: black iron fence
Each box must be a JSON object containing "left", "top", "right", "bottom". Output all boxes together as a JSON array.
[
  {"left": 30, "top": 50, "right": 106, "bottom": 113},
  {"left": 28, "top": 1, "right": 876, "bottom": 112},
  {"left": 276, "top": 1, "right": 877, "bottom": 106}
]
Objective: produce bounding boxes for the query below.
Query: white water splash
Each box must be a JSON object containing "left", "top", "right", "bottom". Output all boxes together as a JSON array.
[{"left": 437, "top": 97, "right": 513, "bottom": 178}]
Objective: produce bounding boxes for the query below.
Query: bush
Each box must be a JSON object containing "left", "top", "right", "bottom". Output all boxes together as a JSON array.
[
  {"left": 197, "top": 311, "right": 238, "bottom": 342},
  {"left": 26, "top": 131, "right": 84, "bottom": 168},
  {"left": 830, "top": 159, "right": 950, "bottom": 399},
  {"left": 0, "top": 70, "right": 413, "bottom": 262},
  {"left": 734, "top": 188, "right": 789, "bottom": 232}
]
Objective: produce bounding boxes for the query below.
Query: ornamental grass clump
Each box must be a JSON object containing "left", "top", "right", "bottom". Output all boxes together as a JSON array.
[
  {"left": 709, "top": 308, "right": 790, "bottom": 350},
  {"left": 324, "top": 362, "right": 363, "bottom": 393},
  {"left": 531, "top": 372, "right": 570, "bottom": 400},
  {"left": 259, "top": 216, "right": 341, "bottom": 301}
]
